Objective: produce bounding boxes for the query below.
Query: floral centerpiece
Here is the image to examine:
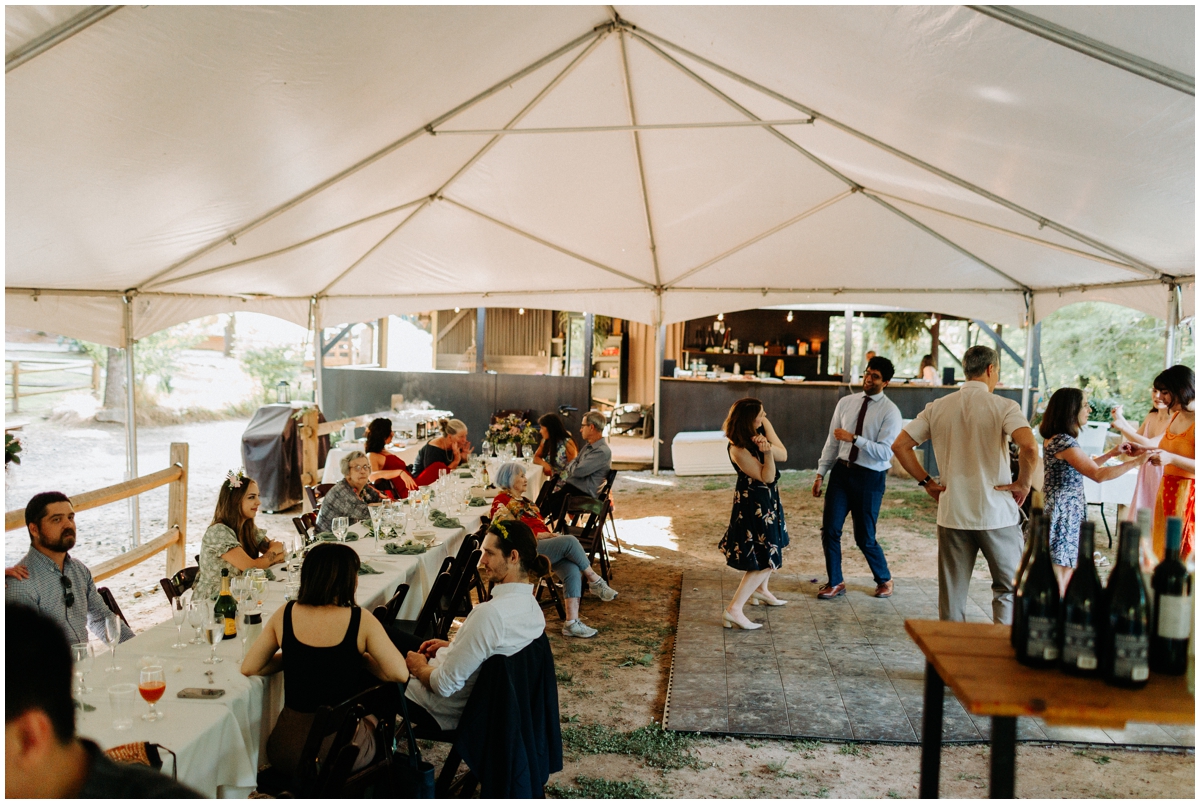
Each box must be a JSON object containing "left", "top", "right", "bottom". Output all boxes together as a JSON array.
[{"left": 485, "top": 414, "right": 541, "bottom": 457}]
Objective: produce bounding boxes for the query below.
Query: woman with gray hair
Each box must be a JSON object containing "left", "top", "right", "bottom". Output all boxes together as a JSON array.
[
  {"left": 315, "top": 450, "right": 384, "bottom": 533},
  {"left": 490, "top": 461, "right": 618, "bottom": 638}
]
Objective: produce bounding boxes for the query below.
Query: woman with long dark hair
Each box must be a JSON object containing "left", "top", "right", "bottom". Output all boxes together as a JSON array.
[
  {"left": 1039, "top": 388, "right": 1149, "bottom": 590},
  {"left": 1148, "top": 365, "right": 1195, "bottom": 560},
  {"left": 364, "top": 417, "right": 418, "bottom": 499},
  {"left": 194, "top": 471, "right": 287, "bottom": 600},
  {"left": 241, "top": 543, "right": 409, "bottom": 776},
  {"left": 533, "top": 412, "right": 578, "bottom": 479},
  {"left": 717, "top": 398, "right": 788, "bottom": 629}
]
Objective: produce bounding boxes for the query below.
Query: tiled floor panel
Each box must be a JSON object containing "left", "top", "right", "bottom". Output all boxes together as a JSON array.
[{"left": 663, "top": 570, "right": 1194, "bottom": 747}]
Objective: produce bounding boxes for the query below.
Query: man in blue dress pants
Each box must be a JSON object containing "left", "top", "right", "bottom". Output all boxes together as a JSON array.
[{"left": 812, "top": 356, "right": 903, "bottom": 599}]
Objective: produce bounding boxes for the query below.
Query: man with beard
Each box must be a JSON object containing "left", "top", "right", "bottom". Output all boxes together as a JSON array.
[{"left": 5, "top": 492, "right": 135, "bottom": 645}]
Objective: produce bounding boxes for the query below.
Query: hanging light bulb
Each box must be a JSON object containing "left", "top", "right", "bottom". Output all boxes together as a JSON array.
[
  {"left": 454, "top": 307, "right": 460, "bottom": 313},
  {"left": 786, "top": 311, "right": 794, "bottom": 322},
  {"left": 518, "top": 308, "right": 525, "bottom": 315},
  {"left": 717, "top": 313, "right": 724, "bottom": 321}
]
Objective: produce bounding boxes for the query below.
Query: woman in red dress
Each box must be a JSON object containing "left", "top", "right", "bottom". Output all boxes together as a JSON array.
[{"left": 365, "top": 418, "right": 418, "bottom": 500}]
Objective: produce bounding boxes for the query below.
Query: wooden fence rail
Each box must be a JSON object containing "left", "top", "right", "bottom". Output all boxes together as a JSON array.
[
  {"left": 6, "top": 358, "right": 100, "bottom": 413},
  {"left": 5, "top": 443, "right": 189, "bottom": 581}
]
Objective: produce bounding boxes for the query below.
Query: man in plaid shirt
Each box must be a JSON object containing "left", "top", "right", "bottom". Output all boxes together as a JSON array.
[{"left": 5, "top": 492, "right": 134, "bottom": 646}]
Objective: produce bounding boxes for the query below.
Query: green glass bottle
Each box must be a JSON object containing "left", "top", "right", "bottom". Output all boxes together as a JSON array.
[{"left": 214, "top": 568, "right": 238, "bottom": 640}]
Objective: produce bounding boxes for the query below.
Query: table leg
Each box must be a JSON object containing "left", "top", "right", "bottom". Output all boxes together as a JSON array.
[
  {"left": 989, "top": 716, "right": 1016, "bottom": 799},
  {"left": 1100, "top": 503, "right": 1112, "bottom": 548},
  {"left": 919, "top": 661, "right": 944, "bottom": 799}
]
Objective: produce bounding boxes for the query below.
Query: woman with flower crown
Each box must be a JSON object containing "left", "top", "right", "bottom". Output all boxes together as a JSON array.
[{"left": 194, "top": 470, "right": 287, "bottom": 601}]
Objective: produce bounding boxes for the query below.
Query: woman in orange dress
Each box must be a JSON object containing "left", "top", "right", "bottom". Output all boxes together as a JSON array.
[{"left": 1148, "top": 366, "right": 1195, "bottom": 561}]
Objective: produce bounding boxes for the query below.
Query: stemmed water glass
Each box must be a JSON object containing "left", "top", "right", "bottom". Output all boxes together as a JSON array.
[
  {"left": 139, "top": 665, "right": 166, "bottom": 721},
  {"left": 187, "top": 595, "right": 206, "bottom": 644},
  {"left": 102, "top": 613, "right": 122, "bottom": 672},
  {"left": 169, "top": 595, "right": 188, "bottom": 649},
  {"left": 332, "top": 516, "right": 349, "bottom": 543},
  {"left": 249, "top": 569, "right": 268, "bottom": 608},
  {"left": 203, "top": 605, "right": 224, "bottom": 664},
  {"left": 71, "top": 642, "right": 94, "bottom": 696},
  {"left": 369, "top": 505, "right": 384, "bottom": 552}
]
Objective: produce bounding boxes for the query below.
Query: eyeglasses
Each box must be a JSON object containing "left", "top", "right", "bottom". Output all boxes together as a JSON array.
[
  {"left": 60, "top": 574, "right": 74, "bottom": 608},
  {"left": 348, "top": 463, "right": 370, "bottom": 473}
]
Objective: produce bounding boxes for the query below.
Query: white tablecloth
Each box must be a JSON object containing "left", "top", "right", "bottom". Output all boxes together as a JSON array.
[
  {"left": 485, "top": 457, "right": 546, "bottom": 503},
  {"left": 76, "top": 489, "right": 486, "bottom": 796},
  {"left": 671, "top": 431, "right": 735, "bottom": 476},
  {"left": 322, "top": 440, "right": 424, "bottom": 484}
]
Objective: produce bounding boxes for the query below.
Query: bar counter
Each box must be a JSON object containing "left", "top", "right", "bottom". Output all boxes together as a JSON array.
[{"left": 658, "top": 377, "right": 1023, "bottom": 471}]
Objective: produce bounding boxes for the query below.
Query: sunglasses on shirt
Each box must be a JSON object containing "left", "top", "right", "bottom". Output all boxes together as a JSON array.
[{"left": 61, "top": 574, "right": 74, "bottom": 608}]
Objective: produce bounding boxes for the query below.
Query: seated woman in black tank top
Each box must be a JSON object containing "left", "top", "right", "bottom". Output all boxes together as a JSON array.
[{"left": 241, "top": 544, "right": 409, "bottom": 776}]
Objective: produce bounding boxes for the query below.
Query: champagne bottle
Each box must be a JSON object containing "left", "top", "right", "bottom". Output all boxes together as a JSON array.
[
  {"left": 1101, "top": 522, "right": 1150, "bottom": 688},
  {"left": 215, "top": 569, "right": 238, "bottom": 640},
  {"left": 1150, "top": 517, "right": 1191, "bottom": 675},
  {"left": 1016, "top": 511, "right": 1060, "bottom": 667},
  {"left": 1011, "top": 492, "right": 1045, "bottom": 650},
  {"left": 1059, "top": 522, "right": 1102, "bottom": 676}
]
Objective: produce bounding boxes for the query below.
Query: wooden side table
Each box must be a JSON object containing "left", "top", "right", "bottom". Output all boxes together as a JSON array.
[{"left": 905, "top": 620, "right": 1194, "bottom": 798}]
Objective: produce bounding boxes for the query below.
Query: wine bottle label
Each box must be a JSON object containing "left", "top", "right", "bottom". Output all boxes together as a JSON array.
[
  {"left": 1026, "top": 615, "right": 1060, "bottom": 661},
  {"left": 1062, "top": 623, "right": 1098, "bottom": 669},
  {"left": 224, "top": 617, "right": 237, "bottom": 637},
  {"left": 1112, "top": 633, "right": 1150, "bottom": 681},
  {"left": 1157, "top": 594, "right": 1192, "bottom": 640}
]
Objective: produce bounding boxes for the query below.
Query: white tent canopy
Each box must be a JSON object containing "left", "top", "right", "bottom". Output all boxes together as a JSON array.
[{"left": 6, "top": 5, "right": 1195, "bottom": 347}]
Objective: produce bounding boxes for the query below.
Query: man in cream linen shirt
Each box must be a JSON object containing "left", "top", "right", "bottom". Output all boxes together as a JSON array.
[
  {"left": 403, "top": 520, "right": 545, "bottom": 731},
  {"left": 892, "top": 346, "right": 1037, "bottom": 624}
]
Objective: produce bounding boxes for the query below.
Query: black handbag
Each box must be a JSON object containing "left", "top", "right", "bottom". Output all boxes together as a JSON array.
[{"left": 392, "top": 691, "right": 436, "bottom": 798}]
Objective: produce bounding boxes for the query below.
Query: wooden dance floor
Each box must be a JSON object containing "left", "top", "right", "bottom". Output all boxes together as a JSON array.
[{"left": 664, "top": 569, "right": 1194, "bottom": 747}]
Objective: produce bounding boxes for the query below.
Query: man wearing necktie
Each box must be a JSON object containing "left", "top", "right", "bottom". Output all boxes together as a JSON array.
[{"left": 813, "top": 357, "right": 903, "bottom": 599}]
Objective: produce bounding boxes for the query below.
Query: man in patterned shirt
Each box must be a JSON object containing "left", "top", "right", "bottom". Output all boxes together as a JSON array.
[{"left": 5, "top": 492, "right": 134, "bottom": 646}]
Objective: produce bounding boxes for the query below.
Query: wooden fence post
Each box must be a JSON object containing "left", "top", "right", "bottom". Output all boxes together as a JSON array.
[
  {"left": 11, "top": 361, "right": 19, "bottom": 414},
  {"left": 166, "top": 442, "right": 188, "bottom": 577},
  {"left": 300, "top": 407, "right": 320, "bottom": 493}
]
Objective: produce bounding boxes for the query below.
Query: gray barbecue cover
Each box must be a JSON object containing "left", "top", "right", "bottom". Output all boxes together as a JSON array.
[{"left": 241, "top": 405, "right": 329, "bottom": 512}]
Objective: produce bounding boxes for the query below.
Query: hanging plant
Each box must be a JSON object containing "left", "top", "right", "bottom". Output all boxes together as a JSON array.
[{"left": 883, "top": 312, "right": 928, "bottom": 357}]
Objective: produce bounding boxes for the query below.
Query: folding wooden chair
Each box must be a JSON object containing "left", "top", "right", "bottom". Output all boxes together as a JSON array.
[
  {"left": 598, "top": 468, "right": 622, "bottom": 555},
  {"left": 291, "top": 511, "right": 318, "bottom": 545},
  {"left": 158, "top": 566, "right": 199, "bottom": 604},
  {"left": 97, "top": 587, "right": 130, "bottom": 628},
  {"left": 532, "top": 554, "right": 567, "bottom": 620},
  {"left": 371, "top": 583, "right": 410, "bottom": 626},
  {"left": 561, "top": 495, "right": 613, "bottom": 581}
]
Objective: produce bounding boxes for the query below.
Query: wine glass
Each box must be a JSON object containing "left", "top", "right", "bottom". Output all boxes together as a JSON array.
[
  {"left": 203, "top": 607, "right": 224, "bottom": 665},
  {"left": 368, "top": 505, "right": 384, "bottom": 551},
  {"left": 332, "top": 516, "right": 349, "bottom": 543},
  {"left": 102, "top": 613, "right": 122, "bottom": 672},
  {"left": 187, "top": 595, "right": 206, "bottom": 644},
  {"left": 169, "top": 596, "right": 188, "bottom": 649},
  {"left": 249, "top": 569, "right": 268, "bottom": 608},
  {"left": 139, "top": 666, "right": 166, "bottom": 721},
  {"left": 71, "top": 642, "right": 94, "bottom": 696}
]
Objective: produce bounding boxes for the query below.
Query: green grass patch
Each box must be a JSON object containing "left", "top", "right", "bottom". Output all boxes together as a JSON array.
[
  {"left": 555, "top": 669, "right": 574, "bottom": 686},
  {"left": 547, "top": 775, "right": 657, "bottom": 798},
  {"left": 567, "top": 643, "right": 594, "bottom": 653},
  {"left": 560, "top": 723, "right": 705, "bottom": 770},
  {"left": 616, "top": 653, "right": 655, "bottom": 667},
  {"left": 838, "top": 742, "right": 866, "bottom": 757},
  {"left": 702, "top": 479, "right": 733, "bottom": 491}
]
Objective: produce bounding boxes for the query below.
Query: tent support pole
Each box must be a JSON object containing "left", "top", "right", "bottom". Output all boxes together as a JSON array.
[
  {"left": 1020, "top": 295, "right": 1035, "bottom": 420},
  {"left": 122, "top": 296, "right": 141, "bottom": 548},
  {"left": 842, "top": 308, "right": 854, "bottom": 382},
  {"left": 313, "top": 299, "right": 325, "bottom": 409},
  {"left": 654, "top": 321, "right": 665, "bottom": 476},
  {"left": 1165, "top": 283, "right": 1179, "bottom": 367}
]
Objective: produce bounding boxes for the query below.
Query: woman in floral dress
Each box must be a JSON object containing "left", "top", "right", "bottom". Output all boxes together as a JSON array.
[
  {"left": 718, "top": 398, "right": 788, "bottom": 629},
  {"left": 1039, "top": 388, "right": 1150, "bottom": 591}
]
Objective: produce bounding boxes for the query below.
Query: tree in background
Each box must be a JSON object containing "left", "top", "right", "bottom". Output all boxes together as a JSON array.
[
  {"left": 1040, "top": 302, "right": 1195, "bottom": 420},
  {"left": 240, "top": 345, "right": 303, "bottom": 402}
]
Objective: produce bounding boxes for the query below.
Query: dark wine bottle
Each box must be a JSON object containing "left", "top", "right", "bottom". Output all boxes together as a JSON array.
[
  {"left": 1011, "top": 492, "right": 1045, "bottom": 650},
  {"left": 1016, "top": 511, "right": 1060, "bottom": 667},
  {"left": 1059, "top": 522, "right": 1102, "bottom": 676},
  {"left": 1150, "top": 517, "right": 1191, "bottom": 675},
  {"left": 214, "top": 568, "right": 239, "bottom": 640},
  {"left": 1101, "top": 521, "right": 1151, "bottom": 688}
]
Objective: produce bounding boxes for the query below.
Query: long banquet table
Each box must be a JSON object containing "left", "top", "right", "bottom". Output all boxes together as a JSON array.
[{"left": 76, "top": 492, "right": 490, "bottom": 797}]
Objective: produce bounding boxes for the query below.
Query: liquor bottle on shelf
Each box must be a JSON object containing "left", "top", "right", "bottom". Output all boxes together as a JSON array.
[
  {"left": 1015, "top": 508, "right": 1060, "bottom": 667},
  {"left": 215, "top": 569, "right": 238, "bottom": 640},
  {"left": 1011, "top": 492, "right": 1045, "bottom": 651},
  {"left": 1100, "top": 521, "right": 1151, "bottom": 688},
  {"left": 1059, "top": 522, "right": 1102, "bottom": 676},
  {"left": 1150, "top": 517, "right": 1191, "bottom": 675}
]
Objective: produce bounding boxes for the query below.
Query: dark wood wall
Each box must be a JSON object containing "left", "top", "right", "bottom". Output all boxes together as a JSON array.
[
  {"left": 658, "top": 379, "right": 1024, "bottom": 471},
  {"left": 323, "top": 367, "right": 590, "bottom": 449}
]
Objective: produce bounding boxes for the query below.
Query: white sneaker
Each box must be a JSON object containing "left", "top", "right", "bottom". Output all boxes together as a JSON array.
[
  {"left": 562, "top": 619, "right": 598, "bottom": 638},
  {"left": 589, "top": 578, "right": 618, "bottom": 602}
]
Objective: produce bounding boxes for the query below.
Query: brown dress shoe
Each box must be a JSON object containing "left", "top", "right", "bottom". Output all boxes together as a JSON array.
[
  {"left": 816, "top": 582, "right": 846, "bottom": 600},
  {"left": 874, "top": 580, "right": 894, "bottom": 598}
]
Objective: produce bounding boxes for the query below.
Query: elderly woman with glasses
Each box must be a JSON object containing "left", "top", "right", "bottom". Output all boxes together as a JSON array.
[
  {"left": 490, "top": 461, "right": 618, "bottom": 639},
  {"left": 315, "top": 451, "right": 384, "bottom": 533}
]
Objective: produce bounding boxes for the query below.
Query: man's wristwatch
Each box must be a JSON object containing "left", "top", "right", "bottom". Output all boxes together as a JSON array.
[{"left": 917, "top": 475, "right": 932, "bottom": 487}]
